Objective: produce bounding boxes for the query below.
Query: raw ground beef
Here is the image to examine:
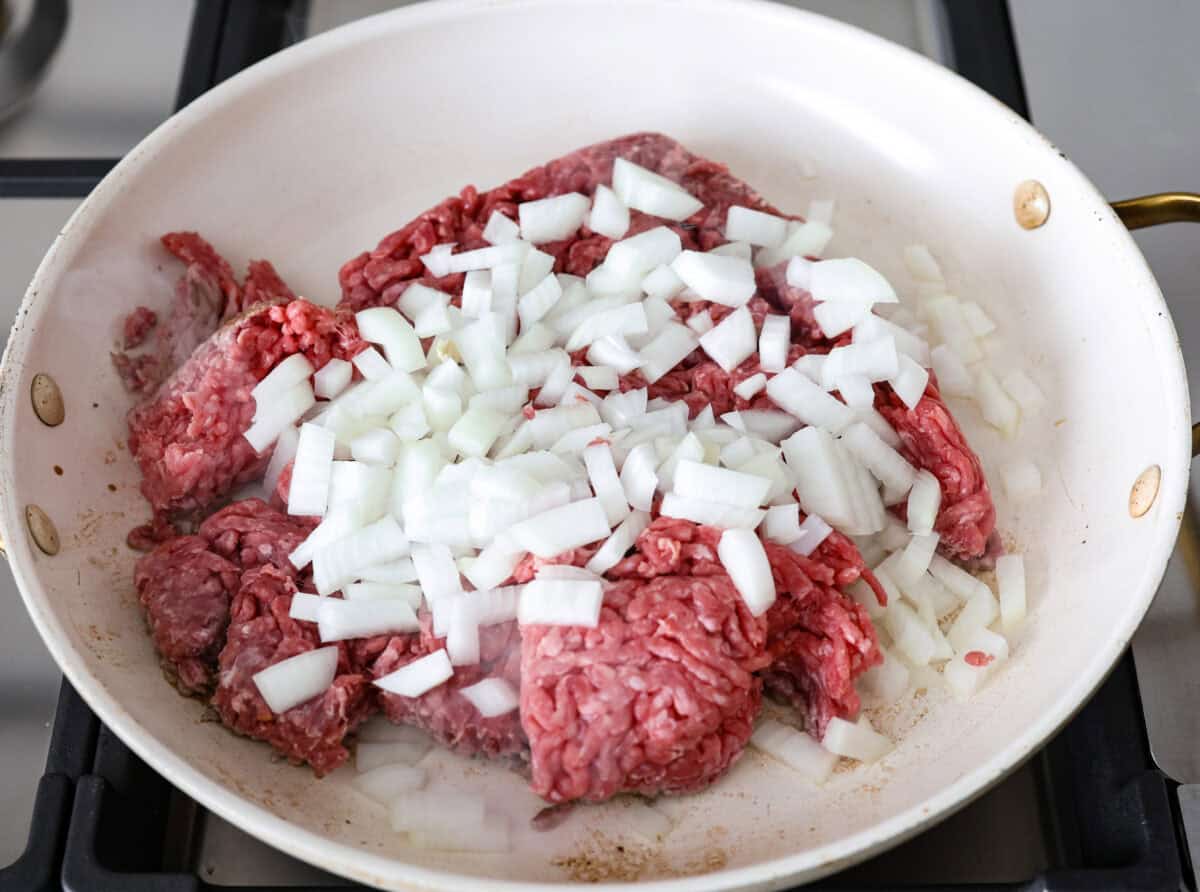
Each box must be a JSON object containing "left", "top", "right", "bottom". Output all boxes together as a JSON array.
[
  {"left": 521, "top": 573, "right": 769, "bottom": 803},
  {"left": 120, "top": 132, "right": 992, "bottom": 795},
  {"left": 360, "top": 616, "right": 526, "bottom": 761},
  {"left": 122, "top": 306, "right": 157, "bottom": 349},
  {"left": 134, "top": 534, "right": 241, "bottom": 694},
  {"left": 126, "top": 292, "right": 364, "bottom": 525},
  {"left": 212, "top": 565, "right": 373, "bottom": 776}
]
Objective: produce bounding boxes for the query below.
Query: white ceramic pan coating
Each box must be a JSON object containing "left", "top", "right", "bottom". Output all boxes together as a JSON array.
[{"left": 0, "top": 1, "right": 1191, "bottom": 889}]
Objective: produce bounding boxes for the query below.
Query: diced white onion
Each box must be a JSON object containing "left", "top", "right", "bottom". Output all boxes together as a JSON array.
[
  {"left": 766, "top": 368, "right": 855, "bottom": 433},
  {"left": 1001, "top": 369, "right": 1045, "bottom": 414},
  {"left": 930, "top": 344, "right": 974, "bottom": 398},
  {"left": 288, "top": 592, "right": 321, "bottom": 623},
  {"left": 612, "top": 157, "right": 703, "bottom": 221},
  {"left": 834, "top": 374, "right": 874, "bottom": 409},
  {"left": 752, "top": 719, "right": 838, "bottom": 783},
  {"left": 841, "top": 421, "right": 917, "bottom": 500},
  {"left": 710, "top": 241, "right": 753, "bottom": 260},
  {"left": 821, "top": 338, "right": 899, "bottom": 387},
  {"left": 859, "top": 647, "right": 911, "bottom": 705},
  {"left": 517, "top": 273, "right": 563, "bottom": 330},
  {"left": 588, "top": 184, "right": 630, "bottom": 239},
  {"left": 674, "top": 459, "right": 770, "bottom": 508},
  {"left": 996, "top": 553, "right": 1027, "bottom": 632},
  {"left": 733, "top": 373, "right": 767, "bottom": 400},
  {"left": 791, "top": 352, "right": 825, "bottom": 385},
  {"left": 791, "top": 513, "right": 832, "bottom": 556},
  {"left": 758, "top": 314, "right": 790, "bottom": 373},
  {"left": 585, "top": 510, "right": 651, "bottom": 575},
  {"left": 584, "top": 443, "right": 630, "bottom": 526},
  {"left": 459, "top": 678, "right": 520, "bottom": 717},
  {"left": 906, "top": 469, "right": 941, "bottom": 535},
  {"left": 576, "top": 366, "right": 619, "bottom": 391},
  {"left": 889, "top": 355, "right": 929, "bottom": 411},
  {"left": 313, "top": 358, "right": 353, "bottom": 400},
  {"left": 758, "top": 221, "right": 834, "bottom": 268},
  {"left": 781, "top": 426, "right": 881, "bottom": 535},
  {"left": 717, "top": 528, "right": 775, "bottom": 615},
  {"left": 288, "top": 422, "right": 337, "bottom": 517},
  {"left": 264, "top": 424, "right": 299, "bottom": 499},
  {"left": 975, "top": 366, "right": 1019, "bottom": 437},
  {"left": 810, "top": 258, "right": 898, "bottom": 306},
  {"left": 411, "top": 542, "right": 464, "bottom": 604},
  {"left": 726, "top": 206, "right": 788, "bottom": 247},
  {"left": 519, "top": 192, "right": 589, "bottom": 243},
  {"left": 698, "top": 306, "right": 756, "bottom": 372},
  {"left": 659, "top": 493, "right": 765, "bottom": 529},
  {"left": 822, "top": 716, "right": 892, "bottom": 763},
  {"left": 517, "top": 579, "right": 604, "bottom": 627},
  {"left": 445, "top": 602, "right": 481, "bottom": 666},
  {"left": 445, "top": 407, "right": 508, "bottom": 458},
  {"left": 483, "top": 210, "right": 521, "bottom": 245},
  {"left": 245, "top": 381, "right": 314, "bottom": 453},
  {"left": 619, "top": 442, "right": 659, "bottom": 511},
  {"left": 943, "top": 628, "right": 1009, "bottom": 699},
  {"left": 445, "top": 242, "right": 528, "bottom": 275},
  {"left": 413, "top": 300, "right": 453, "bottom": 338},
  {"left": 924, "top": 296, "right": 982, "bottom": 364},
  {"left": 671, "top": 251, "right": 756, "bottom": 307},
  {"left": 903, "top": 244, "right": 943, "bottom": 282},
  {"left": 927, "top": 555, "right": 988, "bottom": 603},
  {"left": 356, "top": 307, "right": 427, "bottom": 373},
  {"left": 565, "top": 302, "right": 648, "bottom": 352},
  {"left": 344, "top": 582, "right": 421, "bottom": 607},
  {"left": 349, "top": 428, "right": 401, "bottom": 467},
  {"left": 960, "top": 301, "right": 995, "bottom": 337},
  {"left": 419, "top": 243, "right": 455, "bottom": 278},
  {"left": 317, "top": 598, "right": 418, "bottom": 642},
  {"left": 252, "top": 646, "right": 338, "bottom": 714},
  {"left": 586, "top": 335, "right": 642, "bottom": 375},
  {"left": 637, "top": 323, "right": 699, "bottom": 384},
  {"left": 761, "top": 504, "right": 802, "bottom": 544},
  {"left": 946, "top": 585, "right": 999, "bottom": 652},
  {"left": 509, "top": 497, "right": 611, "bottom": 558},
  {"left": 375, "top": 649, "right": 454, "bottom": 698},
  {"left": 352, "top": 764, "right": 427, "bottom": 802},
  {"left": 1002, "top": 460, "right": 1042, "bottom": 501},
  {"left": 686, "top": 311, "right": 714, "bottom": 335},
  {"left": 253, "top": 354, "right": 315, "bottom": 406},
  {"left": 642, "top": 263, "right": 685, "bottom": 301},
  {"left": 885, "top": 601, "right": 935, "bottom": 666},
  {"left": 313, "top": 515, "right": 411, "bottom": 595}
]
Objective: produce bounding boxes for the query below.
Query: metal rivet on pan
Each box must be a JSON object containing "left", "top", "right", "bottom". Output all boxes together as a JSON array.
[
  {"left": 25, "top": 504, "right": 60, "bottom": 555},
  {"left": 1014, "top": 180, "right": 1051, "bottom": 230},
  {"left": 1129, "top": 465, "right": 1162, "bottom": 518},
  {"left": 30, "top": 373, "right": 64, "bottom": 426}
]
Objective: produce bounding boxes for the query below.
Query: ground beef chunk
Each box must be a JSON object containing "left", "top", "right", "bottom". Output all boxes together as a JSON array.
[
  {"left": 161, "top": 231, "right": 242, "bottom": 317},
  {"left": 198, "top": 498, "right": 315, "bottom": 574},
  {"left": 876, "top": 378, "right": 998, "bottom": 561},
  {"left": 213, "top": 566, "right": 372, "bottom": 775},
  {"left": 364, "top": 615, "right": 526, "bottom": 760},
  {"left": 134, "top": 535, "right": 240, "bottom": 694},
  {"left": 336, "top": 132, "right": 787, "bottom": 312},
  {"left": 122, "top": 306, "right": 157, "bottom": 349},
  {"left": 126, "top": 297, "right": 364, "bottom": 516},
  {"left": 521, "top": 574, "right": 768, "bottom": 804}
]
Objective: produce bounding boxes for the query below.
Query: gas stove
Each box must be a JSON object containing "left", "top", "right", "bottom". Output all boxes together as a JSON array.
[{"left": 0, "top": 2, "right": 1193, "bottom": 889}]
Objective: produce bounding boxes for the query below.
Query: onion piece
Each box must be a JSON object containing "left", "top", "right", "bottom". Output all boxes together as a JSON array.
[
  {"left": 841, "top": 421, "right": 917, "bottom": 499},
  {"left": 791, "top": 513, "right": 832, "bottom": 557},
  {"left": 752, "top": 718, "right": 838, "bottom": 783},
  {"left": 733, "top": 373, "right": 767, "bottom": 400},
  {"left": 343, "top": 582, "right": 421, "bottom": 607},
  {"left": 710, "top": 241, "right": 753, "bottom": 260},
  {"left": 903, "top": 244, "right": 943, "bottom": 282},
  {"left": 642, "top": 263, "right": 685, "bottom": 301},
  {"left": 961, "top": 301, "right": 995, "bottom": 337},
  {"left": 464, "top": 536, "right": 525, "bottom": 591},
  {"left": 411, "top": 542, "right": 464, "bottom": 605},
  {"left": 1002, "top": 460, "right": 1042, "bottom": 501},
  {"left": 245, "top": 381, "right": 314, "bottom": 453},
  {"left": 810, "top": 258, "right": 898, "bottom": 305},
  {"left": 577, "top": 366, "right": 619, "bottom": 391},
  {"left": 725, "top": 206, "right": 788, "bottom": 247},
  {"left": 587, "top": 335, "right": 642, "bottom": 375},
  {"left": 791, "top": 353, "right": 825, "bottom": 385},
  {"left": 518, "top": 579, "right": 604, "bottom": 627},
  {"left": 889, "top": 355, "right": 930, "bottom": 411},
  {"left": 253, "top": 354, "right": 315, "bottom": 406},
  {"left": 288, "top": 592, "right": 321, "bottom": 623},
  {"left": 584, "top": 443, "right": 630, "bottom": 526},
  {"left": 619, "top": 442, "right": 659, "bottom": 511},
  {"left": 927, "top": 554, "right": 988, "bottom": 603},
  {"left": 674, "top": 459, "right": 770, "bottom": 508},
  {"left": 671, "top": 251, "right": 756, "bottom": 307},
  {"left": 460, "top": 678, "right": 520, "bottom": 717},
  {"left": 924, "top": 296, "right": 982, "bottom": 363},
  {"left": 352, "top": 764, "right": 426, "bottom": 802},
  {"left": 659, "top": 493, "right": 765, "bottom": 529},
  {"left": 313, "top": 515, "right": 411, "bottom": 595},
  {"left": 859, "top": 647, "right": 911, "bottom": 706},
  {"left": 460, "top": 269, "right": 493, "bottom": 319},
  {"left": 717, "top": 529, "right": 775, "bottom": 615},
  {"left": 946, "top": 585, "right": 999, "bottom": 652},
  {"left": 388, "top": 402, "right": 430, "bottom": 443},
  {"left": 317, "top": 598, "right": 419, "bottom": 642},
  {"left": 588, "top": 184, "right": 630, "bottom": 239},
  {"left": 602, "top": 226, "right": 683, "bottom": 283},
  {"left": 313, "top": 358, "right": 353, "bottom": 400},
  {"left": 757, "top": 220, "right": 833, "bottom": 267},
  {"left": 834, "top": 374, "right": 874, "bottom": 409},
  {"left": 349, "top": 428, "right": 401, "bottom": 467},
  {"left": 413, "top": 299, "right": 453, "bottom": 338},
  {"left": 757, "top": 314, "right": 790, "bottom": 373},
  {"left": 885, "top": 601, "right": 935, "bottom": 666},
  {"left": 446, "top": 407, "right": 508, "bottom": 458},
  {"left": 509, "top": 497, "right": 611, "bottom": 558},
  {"left": 482, "top": 210, "right": 520, "bottom": 245},
  {"left": 929, "top": 344, "right": 974, "bottom": 398},
  {"left": 697, "top": 306, "right": 756, "bottom": 373},
  {"left": 766, "top": 368, "right": 855, "bottom": 433},
  {"left": 761, "top": 504, "right": 802, "bottom": 544},
  {"left": 419, "top": 243, "right": 455, "bottom": 278},
  {"left": 781, "top": 425, "right": 881, "bottom": 535},
  {"left": 854, "top": 313, "right": 931, "bottom": 368},
  {"left": 518, "top": 192, "right": 589, "bottom": 243},
  {"left": 252, "top": 646, "right": 338, "bottom": 714},
  {"left": 975, "top": 366, "right": 1019, "bottom": 437},
  {"left": 445, "top": 601, "right": 481, "bottom": 666},
  {"left": 375, "top": 649, "right": 454, "bottom": 698},
  {"left": 612, "top": 157, "right": 703, "bottom": 221},
  {"left": 944, "top": 628, "right": 1009, "bottom": 699},
  {"left": 822, "top": 716, "right": 892, "bottom": 763},
  {"left": 517, "top": 273, "right": 563, "bottom": 330},
  {"left": 327, "top": 461, "right": 391, "bottom": 523},
  {"left": 996, "top": 553, "right": 1027, "bottom": 632},
  {"left": 565, "top": 302, "right": 648, "bottom": 352},
  {"left": 906, "top": 469, "right": 941, "bottom": 535},
  {"left": 821, "top": 338, "right": 899, "bottom": 387},
  {"left": 454, "top": 313, "right": 512, "bottom": 392},
  {"left": 264, "top": 424, "right": 300, "bottom": 503},
  {"left": 637, "top": 323, "right": 699, "bottom": 384},
  {"left": 445, "top": 242, "right": 528, "bottom": 275},
  {"left": 686, "top": 311, "right": 714, "bottom": 335},
  {"left": 1001, "top": 369, "right": 1045, "bottom": 414},
  {"left": 356, "top": 307, "right": 426, "bottom": 373},
  {"left": 586, "top": 510, "right": 651, "bottom": 575},
  {"left": 288, "top": 423, "right": 337, "bottom": 517}
]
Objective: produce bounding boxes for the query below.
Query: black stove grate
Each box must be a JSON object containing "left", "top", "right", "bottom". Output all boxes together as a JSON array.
[{"left": 0, "top": 1, "right": 1191, "bottom": 889}]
